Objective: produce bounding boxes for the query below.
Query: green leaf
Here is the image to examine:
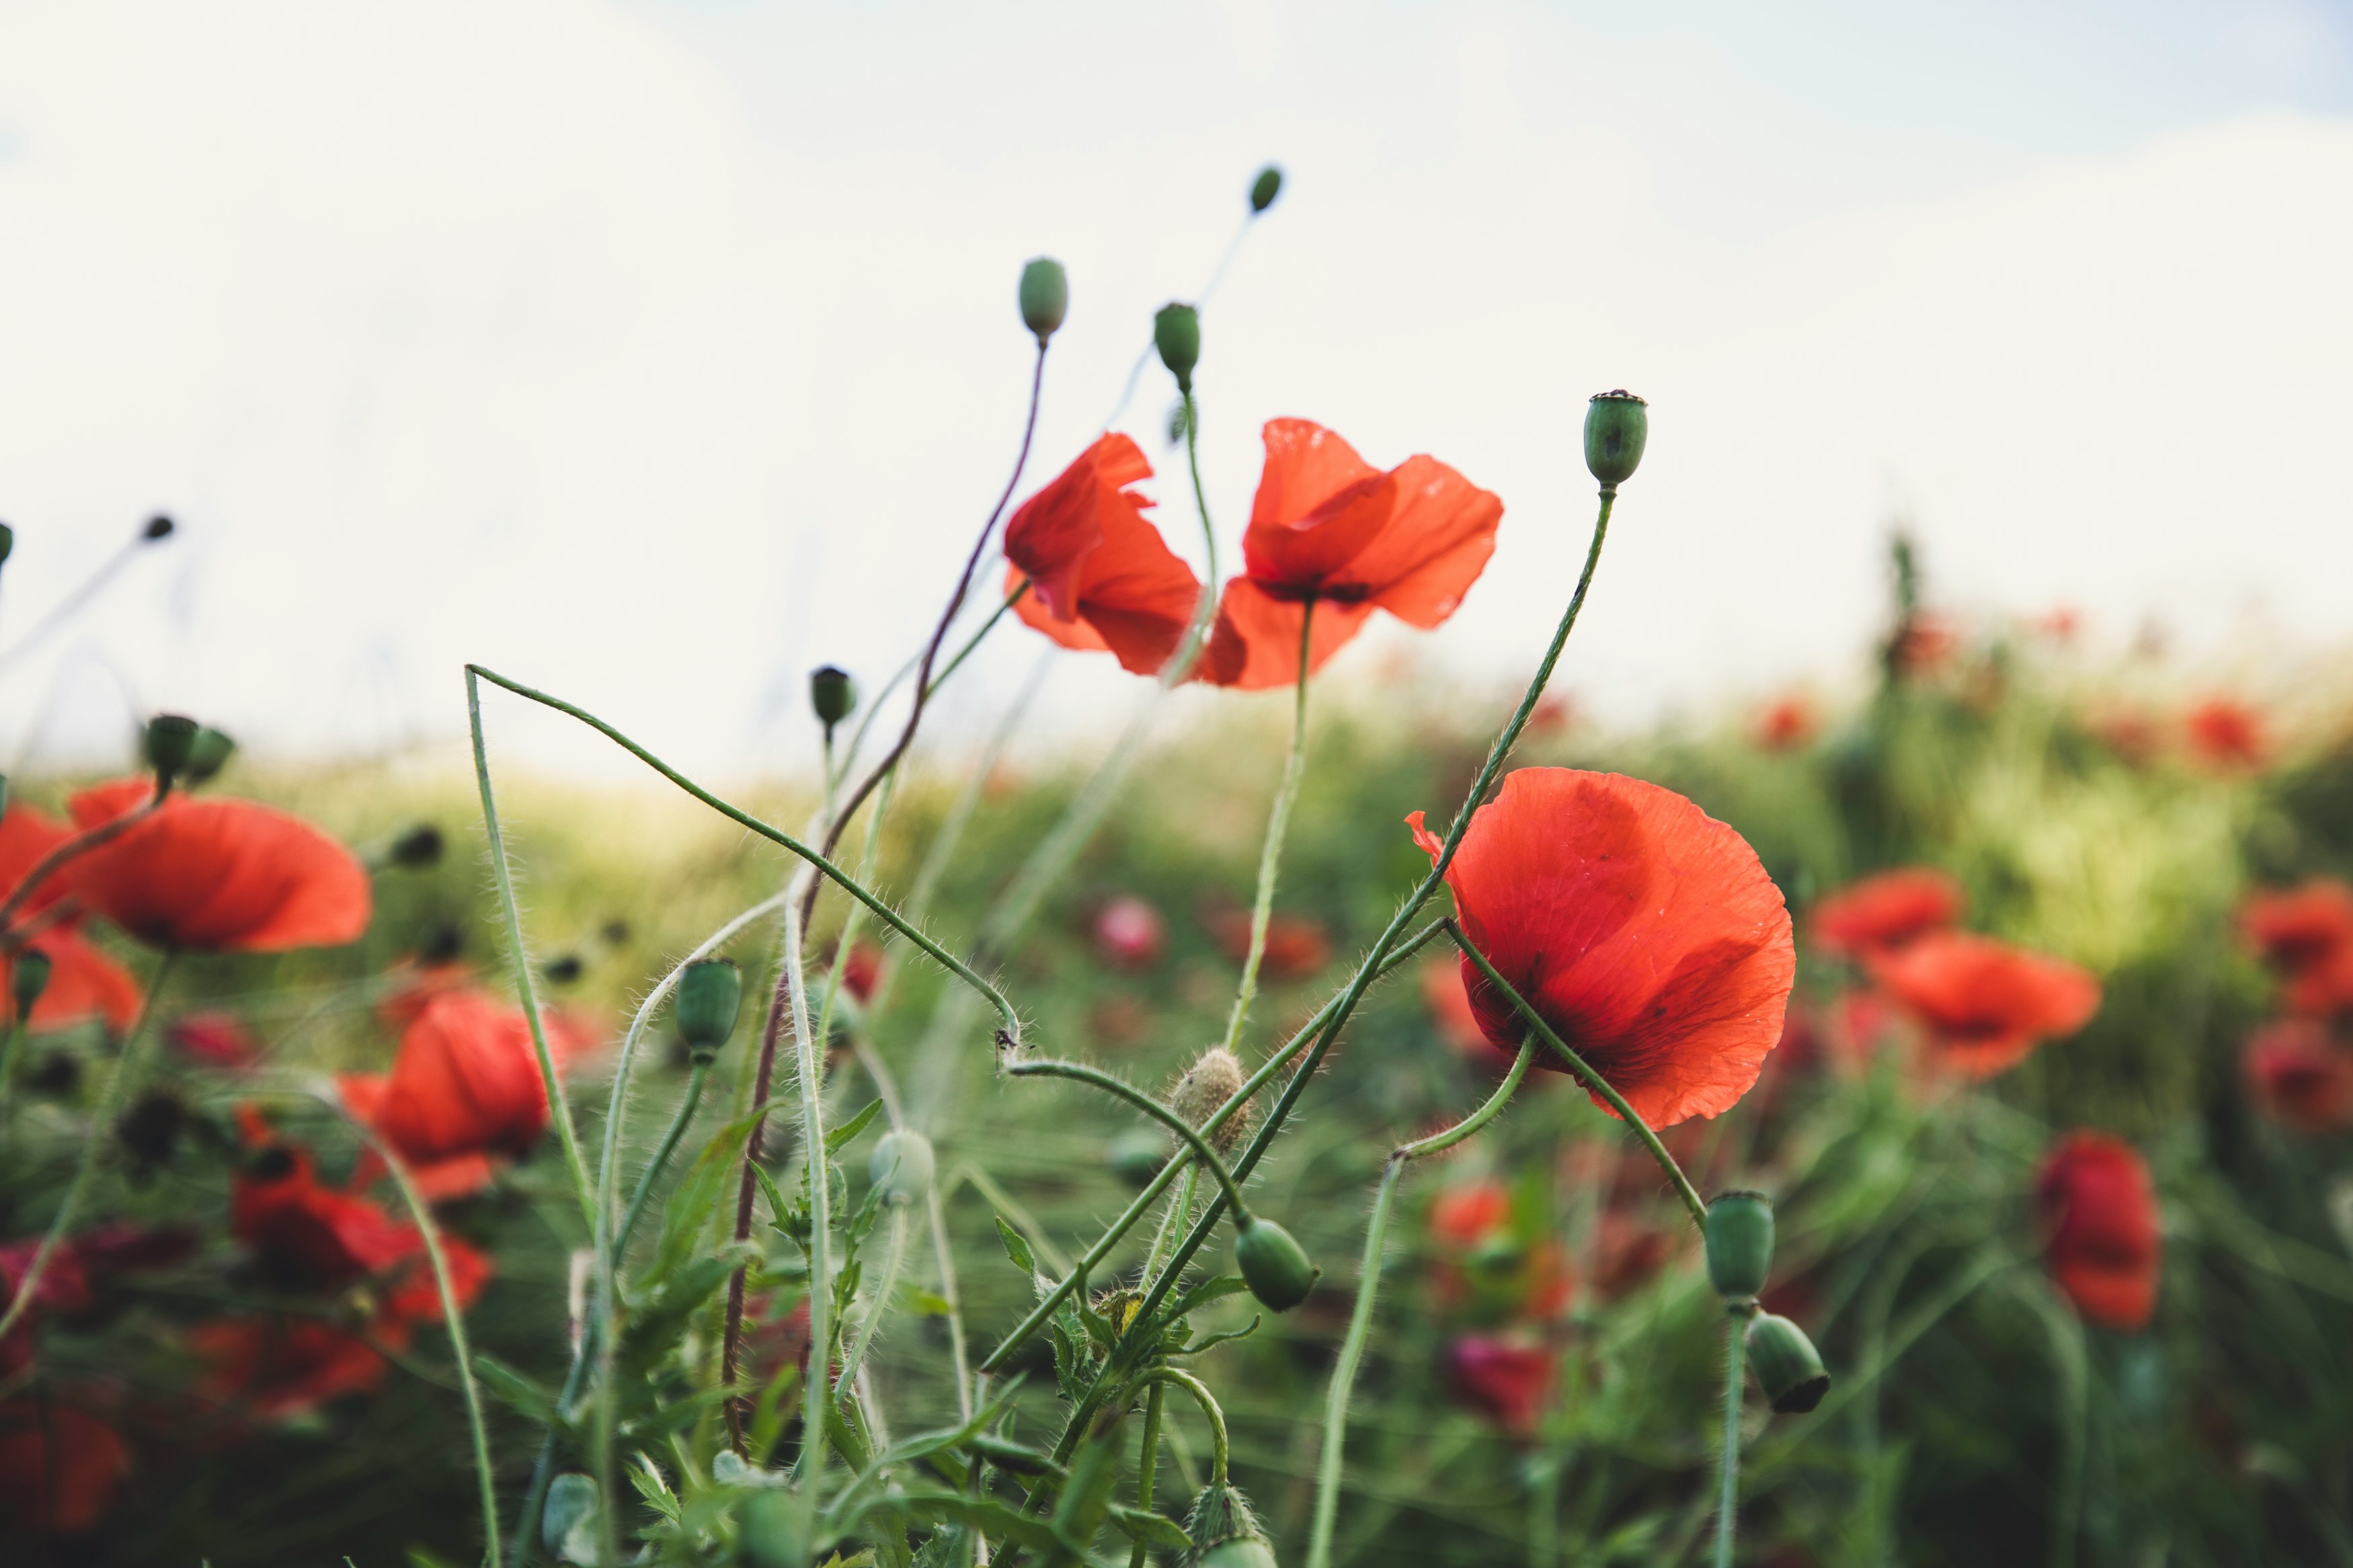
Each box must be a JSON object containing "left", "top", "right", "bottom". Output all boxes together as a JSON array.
[
  {"left": 994, "top": 1215, "right": 1036, "bottom": 1278},
  {"left": 906, "top": 1288, "right": 952, "bottom": 1317},
  {"left": 752, "top": 1161, "right": 793, "bottom": 1235},
  {"left": 889, "top": 1491, "right": 1068, "bottom": 1554},
  {"left": 826, "top": 1097, "right": 885, "bottom": 1155},
  {"left": 627, "top": 1453, "right": 683, "bottom": 1524},
  {"left": 1108, "top": 1504, "right": 1192, "bottom": 1551},
  {"left": 469, "top": 1352, "right": 561, "bottom": 1427}
]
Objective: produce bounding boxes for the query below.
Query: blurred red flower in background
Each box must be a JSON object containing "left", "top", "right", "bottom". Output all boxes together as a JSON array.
[
  {"left": 2241, "top": 879, "right": 2353, "bottom": 1017},
  {"left": 0, "top": 801, "right": 145, "bottom": 1032},
  {"left": 2241, "top": 1020, "right": 2353, "bottom": 1135},
  {"left": 1445, "top": 1335, "right": 1556, "bottom": 1438},
  {"left": 2036, "top": 1132, "right": 2161, "bottom": 1331},
  {"left": 1199, "top": 419, "right": 1502, "bottom": 690},
  {"left": 1810, "top": 867, "right": 1964, "bottom": 960},
  {"left": 1090, "top": 896, "right": 1164, "bottom": 970},
  {"left": 1004, "top": 434, "right": 1203, "bottom": 677},
  {"left": 167, "top": 1010, "right": 264, "bottom": 1069},
  {"left": 1209, "top": 908, "right": 1330, "bottom": 981},
  {"left": 1890, "top": 613, "right": 1959, "bottom": 677},
  {"left": 838, "top": 940, "right": 885, "bottom": 1004},
  {"left": 0, "top": 1399, "right": 130, "bottom": 1534},
  {"left": 1875, "top": 932, "right": 2100, "bottom": 1079},
  {"left": 231, "top": 1140, "right": 419, "bottom": 1288},
  {"left": 2183, "top": 697, "right": 2266, "bottom": 771},
  {"left": 65, "top": 780, "right": 370, "bottom": 952},
  {"left": 1753, "top": 695, "right": 1819, "bottom": 751},
  {"left": 1411, "top": 768, "right": 1795, "bottom": 1127}
]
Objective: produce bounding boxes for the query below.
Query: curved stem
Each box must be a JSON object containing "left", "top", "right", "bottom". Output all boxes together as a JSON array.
[
  {"left": 1006, "top": 1058, "right": 1254, "bottom": 1224},
  {"left": 0, "top": 951, "right": 173, "bottom": 1342},
  {"left": 1443, "top": 919, "right": 1707, "bottom": 1233},
  {"left": 614, "top": 1063, "right": 713, "bottom": 1261},
  {"left": 467, "top": 676, "right": 600, "bottom": 1237},
  {"left": 1128, "top": 1379, "right": 1166, "bottom": 1568},
  {"left": 1217, "top": 600, "right": 1314, "bottom": 1057},
  {"left": 1713, "top": 1310, "right": 1747, "bottom": 1568},
  {"left": 1140, "top": 1367, "right": 1229, "bottom": 1485},
  {"left": 1398, "top": 1038, "right": 1536, "bottom": 1161},
  {"left": 0, "top": 795, "right": 164, "bottom": 938},
  {"left": 466, "top": 665, "right": 1021, "bottom": 1051},
  {"left": 837, "top": 1201, "right": 910, "bottom": 1401},
  {"left": 1306, "top": 1153, "right": 1403, "bottom": 1568}
]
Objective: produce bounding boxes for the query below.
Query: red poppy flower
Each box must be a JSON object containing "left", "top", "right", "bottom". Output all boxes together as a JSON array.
[
  {"left": 838, "top": 940, "right": 885, "bottom": 1004},
  {"left": 2184, "top": 697, "right": 2266, "bottom": 770},
  {"left": 1410, "top": 768, "right": 1795, "bottom": 1128},
  {"left": 167, "top": 1009, "right": 264, "bottom": 1069},
  {"left": 1427, "top": 1181, "right": 1511, "bottom": 1251},
  {"left": 1445, "top": 1335, "right": 1555, "bottom": 1438},
  {"left": 1810, "top": 868, "right": 1964, "bottom": 960},
  {"left": 3, "top": 928, "right": 142, "bottom": 1034},
  {"left": 1199, "top": 419, "right": 1503, "bottom": 690},
  {"left": 1589, "top": 1211, "right": 1677, "bottom": 1302},
  {"left": 1209, "top": 909, "right": 1330, "bottom": 981},
  {"left": 2035, "top": 1132, "right": 2161, "bottom": 1331},
  {"left": 1874, "top": 932, "right": 2100, "bottom": 1079},
  {"left": 2241, "top": 1020, "right": 2353, "bottom": 1135},
  {"left": 232, "top": 1141, "right": 420, "bottom": 1288},
  {"left": 63, "top": 779, "right": 370, "bottom": 952},
  {"left": 2241, "top": 880, "right": 2353, "bottom": 1016},
  {"left": 0, "top": 1399, "right": 130, "bottom": 1534},
  {"left": 1004, "top": 434, "right": 1204, "bottom": 676},
  {"left": 190, "top": 1315, "right": 399, "bottom": 1419},
  {"left": 379, "top": 1235, "right": 495, "bottom": 1323},
  {"left": 1890, "top": 613, "right": 1958, "bottom": 677},
  {"left": 0, "top": 800, "right": 76, "bottom": 921},
  {"left": 1090, "top": 896, "right": 1164, "bottom": 971},
  {"left": 1753, "top": 696, "right": 1819, "bottom": 751}
]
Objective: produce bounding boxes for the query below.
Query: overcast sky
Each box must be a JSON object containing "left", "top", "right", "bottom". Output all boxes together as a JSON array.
[{"left": 2, "top": 0, "right": 2350, "bottom": 780}]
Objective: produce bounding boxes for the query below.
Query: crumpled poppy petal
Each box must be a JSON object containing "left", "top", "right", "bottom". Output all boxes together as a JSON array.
[
  {"left": 1810, "top": 867, "right": 1966, "bottom": 958},
  {"left": 1004, "top": 433, "right": 1156, "bottom": 623},
  {"left": 1198, "top": 578, "right": 1378, "bottom": 690},
  {"left": 1321, "top": 455, "right": 1502, "bottom": 627}
]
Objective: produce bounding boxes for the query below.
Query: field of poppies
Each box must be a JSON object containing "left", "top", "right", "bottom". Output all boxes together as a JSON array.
[{"left": 5, "top": 211, "right": 2353, "bottom": 1568}]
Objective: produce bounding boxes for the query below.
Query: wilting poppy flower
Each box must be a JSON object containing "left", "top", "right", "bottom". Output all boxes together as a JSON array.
[
  {"left": 3, "top": 929, "right": 142, "bottom": 1034},
  {"left": 1875, "top": 932, "right": 2100, "bottom": 1079},
  {"left": 1753, "top": 695, "right": 1819, "bottom": 751},
  {"left": 2241, "top": 879, "right": 2353, "bottom": 1017},
  {"left": 0, "top": 1399, "right": 130, "bottom": 1534},
  {"left": 1004, "top": 434, "right": 1205, "bottom": 677},
  {"left": 2036, "top": 1132, "right": 2161, "bottom": 1331},
  {"left": 231, "top": 1141, "right": 419, "bottom": 1288},
  {"left": 2184, "top": 697, "right": 2266, "bottom": 770},
  {"left": 63, "top": 779, "right": 370, "bottom": 952},
  {"left": 1199, "top": 419, "right": 1503, "bottom": 690},
  {"left": 838, "top": 940, "right": 885, "bottom": 1004},
  {"left": 1410, "top": 768, "right": 1795, "bottom": 1128},
  {"left": 1209, "top": 908, "right": 1330, "bottom": 981},
  {"left": 1090, "top": 896, "right": 1164, "bottom": 971},
  {"left": 1810, "top": 868, "right": 1964, "bottom": 960},
  {"left": 1445, "top": 1335, "right": 1556, "bottom": 1438},
  {"left": 2241, "top": 1020, "right": 2353, "bottom": 1135},
  {"left": 167, "top": 1009, "right": 264, "bottom": 1069}
]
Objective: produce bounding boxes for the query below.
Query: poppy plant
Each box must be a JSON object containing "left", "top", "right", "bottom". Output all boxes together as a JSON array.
[
  {"left": 1810, "top": 867, "right": 1965, "bottom": 960},
  {"left": 2240, "top": 1020, "right": 2353, "bottom": 1135},
  {"left": 2241, "top": 878, "right": 2353, "bottom": 1017},
  {"left": 2035, "top": 1132, "right": 2162, "bottom": 1331},
  {"left": 1874, "top": 931, "right": 2101, "bottom": 1079},
  {"left": 231, "top": 1139, "right": 420, "bottom": 1288},
  {"left": 2183, "top": 696, "right": 2266, "bottom": 770},
  {"left": 1199, "top": 419, "right": 1503, "bottom": 690},
  {"left": 1410, "top": 768, "right": 1796, "bottom": 1128},
  {"left": 63, "top": 779, "right": 370, "bottom": 952},
  {"left": 1003, "top": 433, "right": 1205, "bottom": 676}
]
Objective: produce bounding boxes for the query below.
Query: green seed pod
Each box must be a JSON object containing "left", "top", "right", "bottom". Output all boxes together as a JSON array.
[
  {"left": 809, "top": 665, "right": 857, "bottom": 729},
  {"left": 869, "top": 1126, "right": 936, "bottom": 1203},
  {"left": 1019, "top": 257, "right": 1068, "bottom": 343},
  {"left": 143, "top": 714, "right": 199, "bottom": 782},
  {"left": 1583, "top": 390, "right": 1648, "bottom": 491},
  {"left": 1745, "top": 1312, "right": 1831, "bottom": 1414},
  {"left": 184, "top": 727, "right": 237, "bottom": 786},
  {"left": 1704, "top": 1190, "right": 1774, "bottom": 1301},
  {"left": 1154, "top": 303, "right": 1201, "bottom": 393},
  {"left": 1181, "top": 1484, "right": 1278, "bottom": 1568},
  {"left": 1108, "top": 1124, "right": 1170, "bottom": 1188},
  {"left": 12, "top": 949, "right": 54, "bottom": 1021},
  {"left": 388, "top": 823, "right": 445, "bottom": 869},
  {"left": 673, "top": 958, "right": 743, "bottom": 1063},
  {"left": 541, "top": 1471, "right": 599, "bottom": 1561},
  {"left": 1234, "top": 1215, "right": 1318, "bottom": 1313},
  {"left": 1249, "top": 165, "right": 1283, "bottom": 214}
]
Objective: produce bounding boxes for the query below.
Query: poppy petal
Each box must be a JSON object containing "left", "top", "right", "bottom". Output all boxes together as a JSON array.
[
  {"left": 1198, "top": 578, "right": 1378, "bottom": 690},
  {"left": 1326, "top": 455, "right": 1503, "bottom": 627}
]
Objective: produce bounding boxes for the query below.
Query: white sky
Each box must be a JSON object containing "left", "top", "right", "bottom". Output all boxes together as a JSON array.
[{"left": 1, "top": 0, "right": 2350, "bottom": 780}]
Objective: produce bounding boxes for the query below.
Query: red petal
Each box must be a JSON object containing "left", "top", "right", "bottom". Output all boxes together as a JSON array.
[
  {"left": 1004, "top": 434, "right": 1154, "bottom": 623},
  {"left": 1197, "top": 578, "right": 1376, "bottom": 690}
]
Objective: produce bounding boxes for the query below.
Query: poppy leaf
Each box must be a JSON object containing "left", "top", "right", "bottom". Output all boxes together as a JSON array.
[
  {"left": 826, "top": 1098, "right": 885, "bottom": 1155},
  {"left": 994, "top": 1215, "right": 1037, "bottom": 1278},
  {"left": 469, "top": 1351, "right": 561, "bottom": 1427},
  {"left": 1109, "top": 1504, "right": 1193, "bottom": 1552}
]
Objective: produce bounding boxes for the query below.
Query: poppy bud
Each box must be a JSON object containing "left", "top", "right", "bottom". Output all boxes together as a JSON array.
[
  {"left": 416, "top": 919, "right": 463, "bottom": 965},
  {"left": 1019, "top": 257, "right": 1068, "bottom": 344},
  {"left": 389, "top": 823, "right": 445, "bottom": 869},
  {"left": 1704, "top": 1190, "right": 1774, "bottom": 1301},
  {"left": 1108, "top": 1124, "right": 1169, "bottom": 1187},
  {"left": 143, "top": 513, "right": 175, "bottom": 541},
  {"left": 674, "top": 958, "right": 744, "bottom": 1063},
  {"left": 1744, "top": 1312, "right": 1830, "bottom": 1414},
  {"left": 1171, "top": 1046, "right": 1249, "bottom": 1155},
  {"left": 143, "top": 713, "right": 199, "bottom": 783},
  {"left": 184, "top": 727, "right": 236, "bottom": 785},
  {"left": 810, "top": 665, "right": 857, "bottom": 730},
  {"left": 1583, "top": 390, "right": 1648, "bottom": 492},
  {"left": 1234, "top": 1215, "right": 1318, "bottom": 1312},
  {"left": 542, "top": 953, "right": 584, "bottom": 986},
  {"left": 1181, "top": 1483, "right": 1278, "bottom": 1568},
  {"left": 1154, "top": 303, "right": 1201, "bottom": 394},
  {"left": 869, "top": 1126, "right": 935, "bottom": 1203},
  {"left": 542, "top": 1471, "right": 600, "bottom": 1559},
  {"left": 1249, "top": 165, "right": 1283, "bottom": 214},
  {"left": 12, "top": 949, "right": 54, "bottom": 1020},
  {"left": 0, "top": 521, "right": 12, "bottom": 567}
]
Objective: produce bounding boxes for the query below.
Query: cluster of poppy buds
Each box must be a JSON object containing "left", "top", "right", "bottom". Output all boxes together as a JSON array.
[{"left": 1703, "top": 1190, "right": 1829, "bottom": 1415}]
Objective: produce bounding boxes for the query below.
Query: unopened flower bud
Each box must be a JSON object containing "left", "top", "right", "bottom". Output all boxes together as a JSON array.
[
  {"left": 1019, "top": 257, "right": 1068, "bottom": 343},
  {"left": 1583, "top": 390, "right": 1648, "bottom": 491},
  {"left": 1704, "top": 1190, "right": 1774, "bottom": 1301},
  {"left": 809, "top": 665, "right": 857, "bottom": 730},
  {"left": 1154, "top": 303, "right": 1201, "bottom": 393},
  {"left": 143, "top": 714, "right": 198, "bottom": 782},
  {"left": 1171, "top": 1046, "right": 1248, "bottom": 1155},
  {"left": 1181, "top": 1484, "right": 1277, "bottom": 1568},
  {"left": 1745, "top": 1312, "right": 1830, "bottom": 1414},
  {"left": 142, "top": 513, "right": 175, "bottom": 541},
  {"left": 674, "top": 958, "right": 744, "bottom": 1063},
  {"left": 1234, "top": 1215, "right": 1318, "bottom": 1312},
  {"left": 0, "top": 522, "right": 13, "bottom": 567},
  {"left": 389, "top": 823, "right": 445, "bottom": 869},
  {"left": 1107, "top": 1124, "right": 1169, "bottom": 1188},
  {"left": 542, "top": 953, "right": 584, "bottom": 986},
  {"left": 184, "top": 727, "right": 236, "bottom": 785},
  {"left": 12, "top": 949, "right": 54, "bottom": 1021},
  {"left": 1248, "top": 165, "right": 1283, "bottom": 214},
  {"left": 869, "top": 1127, "right": 936, "bottom": 1202}
]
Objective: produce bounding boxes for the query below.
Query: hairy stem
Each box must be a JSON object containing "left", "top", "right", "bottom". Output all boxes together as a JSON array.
[
  {"left": 1713, "top": 1311, "right": 1747, "bottom": 1568},
  {"left": 1217, "top": 601, "right": 1314, "bottom": 1057},
  {"left": 838, "top": 1200, "right": 911, "bottom": 1401},
  {"left": 1007, "top": 1058, "right": 1255, "bottom": 1222},
  {"left": 1140, "top": 1367, "right": 1229, "bottom": 1485},
  {"left": 614, "top": 1063, "right": 713, "bottom": 1261},
  {"left": 1128, "top": 1378, "right": 1166, "bottom": 1568}
]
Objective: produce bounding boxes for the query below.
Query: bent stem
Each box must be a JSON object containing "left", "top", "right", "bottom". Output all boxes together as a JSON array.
[
  {"left": 0, "top": 951, "right": 173, "bottom": 1342},
  {"left": 615, "top": 1063, "right": 713, "bottom": 1260},
  {"left": 1140, "top": 1366, "right": 1230, "bottom": 1484},
  {"left": 1308, "top": 1040, "right": 1536, "bottom": 1568},
  {"left": 1714, "top": 1309, "right": 1749, "bottom": 1568},
  {"left": 1218, "top": 600, "right": 1314, "bottom": 1057},
  {"left": 1005, "top": 1058, "right": 1254, "bottom": 1224}
]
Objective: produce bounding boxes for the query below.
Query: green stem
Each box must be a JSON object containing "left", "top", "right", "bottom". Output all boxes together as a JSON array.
[
  {"left": 781, "top": 898, "right": 834, "bottom": 1521},
  {"left": 0, "top": 1017, "right": 26, "bottom": 1128},
  {"left": 1442, "top": 919, "right": 1707, "bottom": 1233},
  {"left": 467, "top": 675, "right": 601, "bottom": 1237},
  {"left": 615, "top": 1063, "right": 712, "bottom": 1260},
  {"left": 838, "top": 1200, "right": 911, "bottom": 1401},
  {"left": 927, "top": 579, "right": 1029, "bottom": 700},
  {"left": 1005, "top": 1059, "right": 1254, "bottom": 1224},
  {"left": 2024, "top": 1278, "right": 2087, "bottom": 1568},
  {"left": 1128, "top": 1380, "right": 1166, "bottom": 1568},
  {"left": 1140, "top": 1367, "right": 1228, "bottom": 1484},
  {"left": 1399, "top": 1038, "right": 1536, "bottom": 1160},
  {"left": 466, "top": 664, "right": 1021, "bottom": 1050},
  {"left": 924, "top": 1182, "right": 974, "bottom": 1423},
  {"left": 1713, "top": 1311, "right": 1747, "bottom": 1568},
  {"left": 0, "top": 951, "right": 173, "bottom": 1343},
  {"left": 1218, "top": 600, "right": 1314, "bottom": 1057}
]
